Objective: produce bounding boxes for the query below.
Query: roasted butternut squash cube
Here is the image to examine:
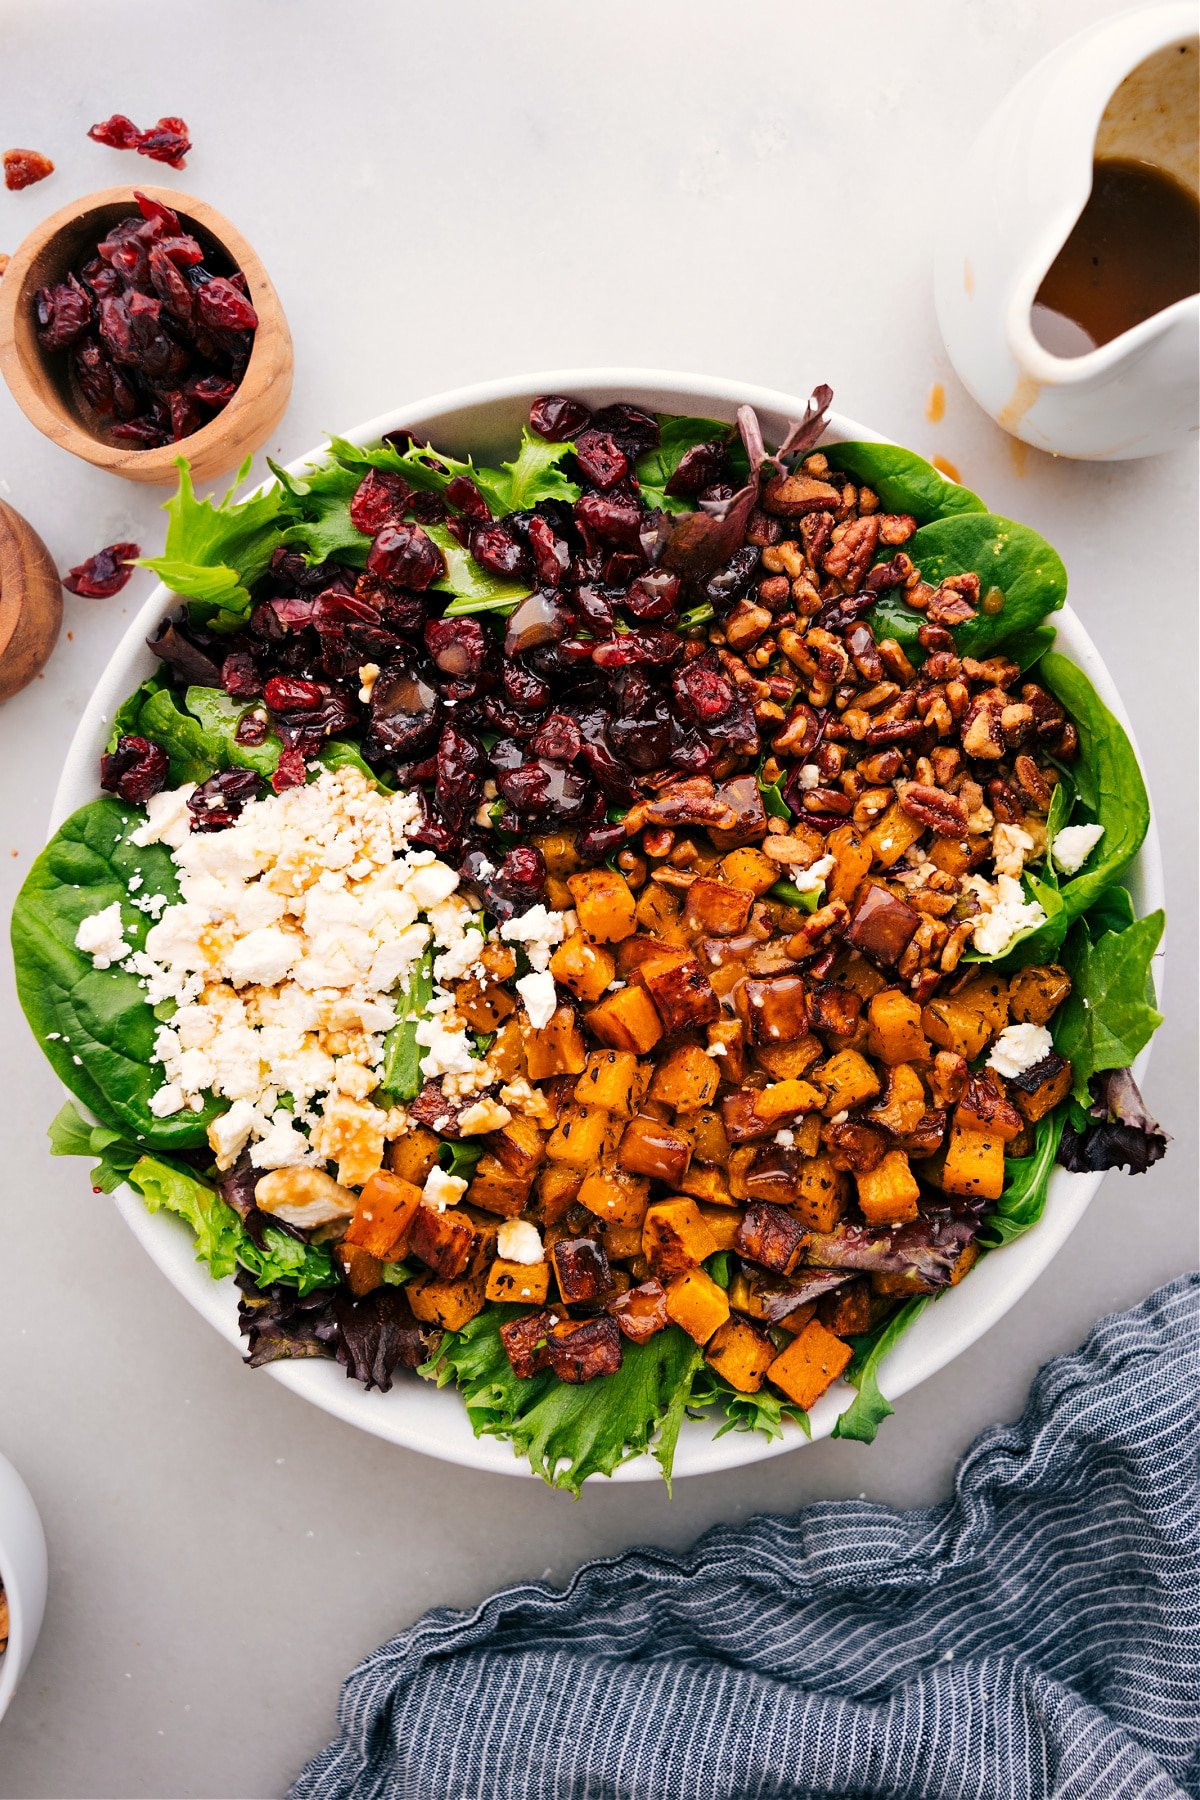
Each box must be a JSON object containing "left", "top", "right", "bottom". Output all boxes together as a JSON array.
[
  {"left": 791, "top": 1156, "right": 849, "bottom": 1232},
  {"left": 767, "top": 1318, "right": 854, "bottom": 1410},
  {"left": 921, "top": 996, "right": 992, "bottom": 1061},
  {"left": 486, "top": 1258, "right": 551, "bottom": 1305},
  {"left": 683, "top": 878, "right": 754, "bottom": 937},
  {"left": 704, "top": 1316, "right": 775, "bottom": 1392},
  {"left": 678, "top": 1163, "right": 736, "bottom": 1206},
  {"left": 720, "top": 846, "right": 779, "bottom": 895},
  {"left": 864, "top": 801, "right": 925, "bottom": 868},
  {"left": 533, "top": 1164, "right": 584, "bottom": 1224},
  {"left": 755, "top": 1034, "right": 823, "bottom": 1081},
  {"left": 546, "top": 876, "right": 573, "bottom": 911},
  {"left": 467, "top": 1153, "right": 534, "bottom": 1219},
  {"left": 568, "top": 867, "right": 637, "bottom": 942},
  {"left": 673, "top": 1106, "right": 731, "bottom": 1165},
  {"left": 552, "top": 1235, "right": 613, "bottom": 1303},
  {"left": 707, "top": 1018, "right": 747, "bottom": 1082},
  {"left": 409, "top": 1204, "right": 482, "bottom": 1278},
  {"left": 721, "top": 1082, "right": 821, "bottom": 1145},
  {"left": 598, "top": 1223, "right": 644, "bottom": 1262},
  {"left": 825, "top": 823, "right": 873, "bottom": 906},
  {"left": 949, "top": 1240, "right": 980, "bottom": 1286},
  {"left": 867, "top": 990, "right": 930, "bottom": 1065},
  {"left": 635, "top": 955, "right": 720, "bottom": 1032},
  {"left": 727, "top": 1268, "right": 817, "bottom": 1332},
  {"left": 547, "top": 1315, "right": 623, "bottom": 1382},
  {"left": 618, "top": 1114, "right": 692, "bottom": 1186},
  {"left": 927, "top": 834, "right": 973, "bottom": 876},
  {"left": 1007, "top": 964, "right": 1072, "bottom": 1026},
  {"left": 453, "top": 977, "right": 517, "bottom": 1032},
  {"left": 407, "top": 1269, "right": 488, "bottom": 1331},
  {"left": 499, "top": 1310, "right": 553, "bottom": 1378},
  {"left": 648, "top": 1043, "right": 723, "bottom": 1110},
  {"left": 814, "top": 1048, "right": 882, "bottom": 1115},
  {"left": 817, "top": 1277, "right": 873, "bottom": 1337},
  {"left": 956, "top": 976, "right": 1010, "bottom": 1035},
  {"left": 869, "top": 1063, "right": 928, "bottom": 1137},
  {"left": 577, "top": 1165, "right": 650, "bottom": 1228},
  {"left": 740, "top": 1142, "right": 814, "bottom": 1206},
  {"left": 344, "top": 1170, "right": 422, "bottom": 1261},
  {"left": 665, "top": 1266, "right": 730, "bottom": 1344},
  {"left": 954, "top": 1074, "right": 1023, "bottom": 1141},
  {"left": 692, "top": 1204, "right": 741, "bottom": 1254},
  {"left": 607, "top": 1277, "right": 669, "bottom": 1343},
  {"left": 385, "top": 1125, "right": 441, "bottom": 1186},
  {"left": 586, "top": 984, "right": 664, "bottom": 1054},
  {"left": 736, "top": 974, "right": 810, "bottom": 1044},
  {"left": 836, "top": 953, "right": 889, "bottom": 1001},
  {"left": 523, "top": 1004, "right": 588, "bottom": 1078},
  {"left": 855, "top": 1150, "right": 921, "bottom": 1225},
  {"left": 550, "top": 931, "right": 616, "bottom": 1002},
  {"left": 1006, "top": 1051, "right": 1073, "bottom": 1123},
  {"left": 485, "top": 1112, "right": 549, "bottom": 1180},
  {"left": 633, "top": 881, "right": 686, "bottom": 942},
  {"left": 736, "top": 1200, "right": 808, "bottom": 1274},
  {"left": 942, "top": 1125, "right": 1006, "bottom": 1200},
  {"left": 844, "top": 885, "right": 920, "bottom": 968},
  {"left": 487, "top": 1016, "right": 527, "bottom": 1082},
  {"left": 641, "top": 1198, "right": 718, "bottom": 1277},
  {"left": 335, "top": 1241, "right": 385, "bottom": 1297},
  {"left": 573, "top": 1047, "right": 640, "bottom": 1115},
  {"left": 533, "top": 831, "right": 582, "bottom": 878},
  {"left": 546, "top": 1104, "right": 619, "bottom": 1168}
]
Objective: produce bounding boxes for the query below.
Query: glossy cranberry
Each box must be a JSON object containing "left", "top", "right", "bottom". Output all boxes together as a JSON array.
[
  {"left": 272, "top": 747, "right": 307, "bottom": 792},
  {"left": 602, "top": 552, "right": 643, "bottom": 587},
  {"left": 673, "top": 658, "right": 736, "bottom": 723},
  {"left": 573, "top": 430, "right": 628, "bottom": 489},
  {"left": 470, "top": 522, "right": 530, "bottom": 581},
  {"left": 529, "top": 394, "right": 591, "bottom": 441},
  {"left": 366, "top": 665, "right": 440, "bottom": 758},
  {"left": 591, "top": 626, "right": 682, "bottom": 668},
  {"left": 107, "top": 417, "right": 167, "bottom": 447},
  {"left": 135, "top": 116, "right": 191, "bottom": 169},
  {"left": 668, "top": 733, "right": 716, "bottom": 773},
  {"left": 63, "top": 542, "right": 140, "bottom": 597},
  {"left": 577, "top": 821, "right": 627, "bottom": 862},
  {"left": 133, "top": 189, "right": 181, "bottom": 232},
  {"left": 527, "top": 516, "right": 569, "bottom": 586},
  {"left": 504, "top": 591, "right": 570, "bottom": 657},
  {"left": 436, "top": 724, "right": 487, "bottom": 824},
  {"left": 445, "top": 474, "right": 491, "bottom": 520},
  {"left": 704, "top": 545, "right": 760, "bottom": 607},
  {"left": 624, "top": 569, "right": 680, "bottom": 621},
  {"left": 574, "top": 489, "right": 644, "bottom": 549},
  {"left": 607, "top": 707, "right": 673, "bottom": 771},
  {"left": 408, "top": 790, "right": 459, "bottom": 855},
  {"left": 312, "top": 587, "right": 380, "bottom": 628},
  {"left": 366, "top": 522, "right": 444, "bottom": 591},
  {"left": 589, "top": 403, "right": 659, "bottom": 456},
  {"left": 220, "top": 651, "right": 261, "bottom": 698},
  {"left": 500, "top": 659, "right": 553, "bottom": 712},
  {"left": 350, "top": 468, "right": 412, "bottom": 537},
  {"left": 264, "top": 675, "right": 323, "bottom": 713},
  {"left": 571, "top": 584, "right": 615, "bottom": 638},
  {"left": 34, "top": 279, "right": 93, "bottom": 351},
  {"left": 100, "top": 735, "right": 168, "bottom": 805},
  {"left": 88, "top": 115, "right": 142, "bottom": 150},
  {"left": 235, "top": 710, "right": 269, "bottom": 746},
  {"left": 165, "top": 387, "right": 203, "bottom": 441},
  {"left": 664, "top": 440, "right": 727, "bottom": 498},
  {"left": 195, "top": 275, "right": 258, "bottom": 333},
  {"left": 71, "top": 342, "right": 115, "bottom": 415},
  {"left": 424, "top": 616, "right": 487, "bottom": 679},
  {"left": 530, "top": 713, "right": 582, "bottom": 763},
  {"left": 188, "top": 769, "right": 263, "bottom": 831},
  {"left": 482, "top": 695, "right": 539, "bottom": 741},
  {"left": 147, "top": 247, "right": 194, "bottom": 325},
  {"left": 154, "top": 232, "right": 205, "bottom": 269}
]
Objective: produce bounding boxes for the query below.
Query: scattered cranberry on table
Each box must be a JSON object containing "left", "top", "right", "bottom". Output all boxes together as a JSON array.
[
  {"left": 3, "top": 149, "right": 54, "bottom": 191},
  {"left": 87, "top": 113, "right": 191, "bottom": 169},
  {"left": 62, "top": 542, "right": 141, "bottom": 598}
]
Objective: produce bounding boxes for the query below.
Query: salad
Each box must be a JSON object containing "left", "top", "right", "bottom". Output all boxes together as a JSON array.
[{"left": 13, "top": 389, "right": 1167, "bottom": 1492}]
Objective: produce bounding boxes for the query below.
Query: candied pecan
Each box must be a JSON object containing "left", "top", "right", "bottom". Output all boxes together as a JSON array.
[
  {"left": 771, "top": 702, "right": 821, "bottom": 756},
  {"left": 724, "top": 598, "right": 773, "bottom": 649},
  {"left": 789, "top": 899, "right": 850, "bottom": 952},
  {"left": 1021, "top": 682, "right": 1068, "bottom": 738},
  {"left": 865, "top": 552, "right": 915, "bottom": 593},
  {"left": 821, "top": 515, "right": 879, "bottom": 589},
  {"left": 859, "top": 747, "right": 904, "bottom": 783},
  {"left": 929, "top": 1052, "right": 970, "bottom": 1108},
  {"left": 1000, "top": 702, "right": 1036, "bottom": 748},
  {"left": 799, "top": 511, "right": 836, "bottom": 566},
  {"left": 876, "top": 639, "right": 917, "bottom": 683},
  {"left": 878, "top": 513, "right": 917, "bottom": 545},
  {"left": 986, "top": 778, "right": 1024, "bottom": 824},
  {"left": 757, "top": 574, "right": 792, "bottom": 609},
  {"left": 961, "top": 690, "right": 1007, "bottom": 760},
  {"left": 940, "top": 920, "right": 976, "bottom": 973},
  {"left": 799, "top": 786, "right": 853, "bottom": 821},
  {"left": 897, "top": 780, "right": 968, "bottom": 836},
  {"left": 843, "top": 621, "right": 884, "bottom": 680},
  {"left": 1054, "top": 721, "right": 1080, "bottom": 761},
  {"left": 638, "top": 777, "right": 738, "bottom": 831},
  {"left": 865, "top": 716, "right": 926, "bottom": 748},
  {"left": 964, "top": 655, "right": 1021, "bottom": 688},
  {"left": 746, "top": 508, "right": 783, "bottom": 547},
  {"left": 926, "top": 574, "right": 979, "bottom": 626},
  {"left": 897, "top": 914, "right": 949, "bottom": 979},
  {"left": 1013, "top": 753, "right": 1053, "bottom": 811},
  {"left": 917, "top": 623, "right": 956, "bottom": 655},
  {"left": 763, "top": 473, "right": 841, "bottom": 517}
]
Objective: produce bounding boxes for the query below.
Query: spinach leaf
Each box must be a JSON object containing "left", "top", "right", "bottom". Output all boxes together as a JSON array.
[
  {"left": 636, "top": 416, "right": 745, "bottom": 515},
  {"left": 830, "top": 1297, "right": 929, "bottom": 1443},
  {"left": 12, "top": 798, "right": 221, "bottom": 1148},
  {"left": 439, "top": 1139, "right": 484, "bottom": 1181},
  {"left": 866, "top": 513, "right": 1067, "bottom": 661},
  {"left": 135, "top": 686, "right": 222, "bottom": 784},
  {"left": 139, "top": 457, "right": 287, "bottom": 634},
  {"left": 182, "top": 686, "right": 281, "bottom": 778},
  {"left": 424, "top": 1305, "right": 702, "bottom": 1494},
  {"left": 978, "top": 1112, "right": 1065, "bottom": 1249},
  {"left": 1054, "top": 910, "right": 1164, "bottom": 1107},
  {"left": 108, "top": 675, "right": 166, "bottom": 751},
  {"left": 377, "top": 946, "right": 434, "bottom": 1103},
  {"left": 822, "top": 441, "right": 985, "bottom": 521},
  {"left": 127, "top": 679, "right": 379, "bottom": 788},
  {"left": 768, "top": 879, "right": 821, "bottom": 913}
]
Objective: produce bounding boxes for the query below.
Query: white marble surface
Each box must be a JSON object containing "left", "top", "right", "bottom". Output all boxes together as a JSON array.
[{"left": 0, "top": 3, "right": 1195, "bottom": 1794}]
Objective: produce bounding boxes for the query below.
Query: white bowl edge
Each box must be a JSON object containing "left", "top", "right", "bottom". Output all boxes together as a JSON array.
[
  {"left": 0, "top": 1452, "right": 49, "bottom": 1724},
  {"left": 46, "top": 368, "right": 1164, "bottom": 1484}
]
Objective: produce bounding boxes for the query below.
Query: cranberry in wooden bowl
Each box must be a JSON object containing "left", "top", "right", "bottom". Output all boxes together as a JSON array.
[{"left": 0, "top": 186, "right": 292, "bottom": 485}]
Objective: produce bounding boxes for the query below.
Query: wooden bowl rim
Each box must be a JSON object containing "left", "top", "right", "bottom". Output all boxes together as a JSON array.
[{"left": 0, "top": 184, "right": 290, "bottom": 479}]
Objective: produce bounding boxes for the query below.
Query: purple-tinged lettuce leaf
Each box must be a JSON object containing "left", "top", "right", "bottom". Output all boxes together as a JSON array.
[{"left": 1059, "top": 1067, "right": 1170, "bottom": 1175}]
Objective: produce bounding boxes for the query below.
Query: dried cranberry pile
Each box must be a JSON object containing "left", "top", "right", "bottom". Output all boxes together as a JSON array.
[
  {"left": 88, "top": 113, "right": 191, "bottom": 170},
  {"left": 137, "top": 396, "right": 778, "bottom": 918},
  {"left": 33, "top": 191, "right": 255, "bottom": 448}
]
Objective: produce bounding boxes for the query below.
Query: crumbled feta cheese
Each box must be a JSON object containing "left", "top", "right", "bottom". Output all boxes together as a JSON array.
[
  {"left": 422, "top": 1165, "right": 468, "bottom": 1213},
  {"left": 708, "top": 1040, "right": 727, "bottom": 1057},
  {"left": 499, "top": 1078, "right": 558, "bottom": 1129},
  {"left": 415, "top": 1015, "right": 477, "bottom": 1079},
  {"left": 208, "top": 1099, "right": 263, "bottom": 1170},
  {"left": 969, "top": 873, "right": 1048, "bottom": 958},
  {"left": 774, "top": 1128, "right": 795, "bottom": 1147},
  {"left": 148, "top": 1082, "right": 184, "bottom": 1118},
  {"left": 254, "top": 1165, "right": 356, "bottom": 1228},
  {"left": 457, "top": 1097, "right": 513, "bottom": 1135},
  {"left": 501, "top": 903, "right": 567, "bottom": 971},
  {"left": 987, "top": 1022, "right": 1054, "bottom": 1080},
  {"left": 516, "top": 969, "right": 558, "bottom": 1029},
  {"left": 74, "top": 901, "right": 130, "bottom": 969},
  {"left": 991, "top": 822, "right": 1035, "bottom": 880},
  {"left": 1052, "top": 822, "right": 1104, "bottom": 877},
  {"left": 496, "top": 1219, "right": 545, "bottom": 1264},
  {"left": 797, "top": 763, "right": 821, "bottom": 790},
  {"left": 130, "top": 784, "right": 195, "bottom": 849},
  {"left": 226, "top": 926, "right": 297, "bottom": 988},
  {"left": 790, "top": 853, "right": 835, "bottom": 893},
  {"left": 357, "top": 662, "right": 381, "bottom": 703},
  {"left": 250, "top": 1112, "right": 315, "bottom": 1170},
  {"left": 829, "top": 1109, "right": 849, "bottom": 1126}
]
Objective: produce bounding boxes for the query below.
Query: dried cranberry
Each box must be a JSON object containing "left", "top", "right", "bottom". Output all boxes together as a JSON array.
[
  {"left": 445, "top": 474, "right": 491, "bottom": 520},
  {"left": 501, "top": 659, "right": 553, "bottom": 712},
  {"left": 407, "top": 790, "right": 459, "bottom": 855},
  {"left": 63, "top": 542, "right": 140, "bottom": 598},
  {"left": 72, "top": 342, "right": 115, "bottom": 415},
  {"left": 571, "top": 583, "right": 615, "bottom": 638},
  {"left": 88, "top": 115, "right": 143, "bottom": 151},
  {"left": 577, "top": 821, "right": 627, "bottom": 862},
  {"left": 574, "top": 489, "right": 644, "bottom": 549},
  {"left": 367, "top": 522, "right": 443, "bottom": 590},
  {"left": 602, "top": 552, "right": 643, "bottom": 587},
  {"left": 100, "top": 735, "right": 168, "bottom": 805},
  {"left": 607, "top": 706, "right": 673, "bottom": 771},
  {"left": 624, "top": 569, "right": 680, "bottom": 621},
  {"left": 148, "top": 246, "right": 195, "bottom": 325},
  {"left": 272, "top": 747, "right": 307, "bottom": 792},
  {"left": 188, "top": 769, "right": 263, "bottom": 831},
  {"left": 35, "top": 279, "right": 93, "bottom": 351},
  {"left": 312, "top": 588, "right": 380, "bottom": 628},
  {"left": 527, "top": 515, "right": 569, "bottom": 586},
  {"left": 435, "top": 724, "right": 487, "bottom": 824},
  {"left": 136, "top": 116, "right": 191, "bottom": 169},
  {"left": 166, "top": 388, "right": 204, "bottom": 441},
  {"left": 424, "top": 616, "right": 487, "bottom": 679},
  {"left": 366, "top": 664, "right": 440, "bottom": 758},
  {"left": 195, "top": 276, "right": 258, "bottom": 333},
  {"left": 493, "top": 845, "right": 547, "bottom": 903},
  {"left": 673, "top": 657, "right": 736, "bottom": 724},
  {"left": 3, "top": 149, "right": 53, "bottom": 190},
  {"left": 221, "top": 651, "right": 261, "bottom": 698},
  {"left": 529, "top": 394, "right": 591, "bottom": 441},
  {"left": 350, "top": 468, "right": 412, "bottom": 536},
  {"left": 186, "top": 374, "right": 237, "bottom": 411},
  {"left": 264, "top": 675, "right": 323, "bottom": 713},
  {"left": 704, "top": 545, "right": 760, "bottom": 608},
  {"left": 107, "top": 416, "right": 168, "bottom": 448},
  {"left": 470, "top": 523, "right": 529, "bottom": 580},
  {"left": 573, "top": 430, "right": 628, "bottom": 490},
  {"left": 591, "top": 626, "right": 682, "bottom": 668},
  {"left": 589, "top": 404, "right": 659, "bottom": 456},
  {"left": 530, "top": 713, "right": 583, "bottom": 763},
  {"left": 133, "top": 189, "right": 181, "bottom": 232},
  {"left": 664, "top": 440, "right": 727, "bottom": 498},
  {"left": 235, "top": 710, "right": 269, "bottom": 747}
]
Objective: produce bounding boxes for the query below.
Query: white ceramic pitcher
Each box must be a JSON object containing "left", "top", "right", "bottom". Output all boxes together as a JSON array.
[{"left": 934, "top": 5, "right": 1198, "bottom": 460}]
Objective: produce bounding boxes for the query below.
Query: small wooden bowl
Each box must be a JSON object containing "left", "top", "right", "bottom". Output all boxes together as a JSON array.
[
  {"left": 0, "top": 500, "right": 62, "bottom": 699},
  {"left": 0, "top": 185, "right": 292, "bottom": 485}
]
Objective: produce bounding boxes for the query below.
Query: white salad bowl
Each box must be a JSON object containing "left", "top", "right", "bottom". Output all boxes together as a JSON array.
[
  {"left": 49, "top": 370, "right": 1163, "bottom": 1483},
  {"left": 0, "top": 1450, "right": 48, "bottom": 1724}
]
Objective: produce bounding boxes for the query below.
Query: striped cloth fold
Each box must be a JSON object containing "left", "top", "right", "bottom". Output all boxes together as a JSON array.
[{"left": 290, "top": 1275, "right": 1200, "bottom": 1800}]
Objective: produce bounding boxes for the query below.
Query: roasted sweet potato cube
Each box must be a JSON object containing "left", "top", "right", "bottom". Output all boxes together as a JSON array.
[
  {"left": 825, "top": 823, "right": 873, "bottom": 907},
  {"left": 487, "top": 1016, "right": 527, "bottom": 1082},
  {"left": 721, "top": 1080, "right": 824, "bottom": 1145},
  {"left": 648, "top": 1043, "right": 723, "bottom": 1110},
  {"left": 956, "top": 976, "right": 1010, "bottom": 1035},
  {"left": 574, "top": 1048, "right": 640, "bottom": 1115},
  {"left": 486, "top": 1258, "right": 551, "bottom": 1305},
  {"left": 617, "top": 938, "right": 689, "bottom": 979},
  {"left": 550, "top": 930, "right": 617, "bottom": 1002},
  {"left": 607, "top": 1277, "right": 669, "bottom": 1343},
  {"left": 486, "top": 1112, "right": 549, "bottom": 1179},
  {"left": 635, "top": 955, "right": 720, "bottom": 1033},
  {"left": 928, "top": 834, "right": 974, "bottom": 876},
  {"left": 678, "top": 1163, "right": 735, "bottom": 1205},
  {"left": 633, "top": 881, "right": 686, "bottom": 942},
  {"left": 523, "top": 1004, "right": 589, "bottom": 1078},
  {"left": 665, "top": 1266, "right": 731, "bottom": 1344},
  {"left": 863, "top": 802, "right": 925, "bottom": 868},
  {"left": 641, "top": 1198, "right": 717, "bottom": 1276},
  {"left": 1006, "top": 1052, "right": 1073, "bottom": 1123},
  {"left": 408, "top": 1204, "right": 482, "bottom": 1278},
  {"left": 767, "top": 1318, "right": 854, "bottom": 1410},
  {"left": 454, "top": 976, "right": 517, "bottom": 1032},
  {"left": 942, "top": 1125, "right": 1006, "bottom": 1199},
  {"left": 673, "top": 1106, "right": 730, "bottom": 1165},
  {"left": 335, "top": 1241, "right": 385, "bottom": 1297},
  {"left": 736, "top": 1200, "right": 808, "bottom": 1275},
  {"left": 823, "top": 1119, "right": 888, "bottom": 1175},
  {"left": 598, "top": 1224, "right": 644, "bottom": 1262},
  {"left": 755, "top": 1034, "right": 823, "bottom": 1080},
  {"left": 568, "top": 867, "right": 637, "bottom": 942},
  {"left": 533, "top": 1164, "right": 584, "bottom": 1224},
  {"left": 499, "top": 1310, "right": 553, "bottom": 1378},
  {"left": 817, "top": 1277, "right": 873, "bottom": 1337},
  {"left": 546, "top": 1103, "right": 619, "bottom": 1168},
  {"left": 683, "top": 878, "right": 754, "bottom": 937},
  {"left": 807, "top": 983, "right": 864, "bottom": 1041},
  {"left": 837, "top": 954, "right": 889, "bottom": 1001},
  {"left": 855, "top": 1150, "right": 921, "bottom": 1225},
  {"left": 949, "top": 1241, "right": 980, "bottom": 1287},
  {"left": 467, "top": 1153, "right": 534, "bottom": 1219},
  {"left": 586, "top": 984, "right": 664, "bottom": 1054},
  {"left": 737, "top": 974, "right": 809, "bottom": 1044},
  {"left": 869, "top": 1063, "right": 928, "bottom": 1137},
  {"left": 407, "top": 1269, "right": 488, "bottom": 1331},
  {"left": 697, "top": 1202, "right": 743, "bottom": 1251},
  {"left": 578, "top": 1165, "right": 651, "bottom": 1228},
  {"left": 741, "top": 1143, "right": 806, "bottom": 1205},
  {"left": 955, "top": 1074, "right": 1023, "bottom": 1142},
  {"left": 791, "top": 1156, "right": 849, "bottom": 1232},
  {"left": 704, "top": 1316, "right": 776, "bottom": 1391},
  {"left": 343, "top": 1170, "right": 422, "bottom": 1261},
  {"left": 547, "top": 1315, "right": 623, "bottom": 1382},
  {"left": 618, "top": 1114, "right": 692, "bottom": 1185},
  {"left": 1007, "top": 964, "right": 1072, "bottom": 1026},
  {"left": 720, "top": 846, "right": 779, "bottom": 896},
  {"left": 844, "top": 885, "right": 920, "bottom": 968},
  {"left": 385, "top": 1125, "right": 441, "bottom": 1186},
  {"left": 814, "top": 1049, "right": 881, "bottom": 1115},
  {"left": 552, "top": 1235, "right": 613, "bottom": 1303},
  {"left": 921, "top": 996, "right": 992, "bottom": 1061},
  {"left": 707, "top": 1018, "right": 747, "bottom": 1082},
  {"left": 867, "top": 989, "right": 930, "bottom": 1065}
]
